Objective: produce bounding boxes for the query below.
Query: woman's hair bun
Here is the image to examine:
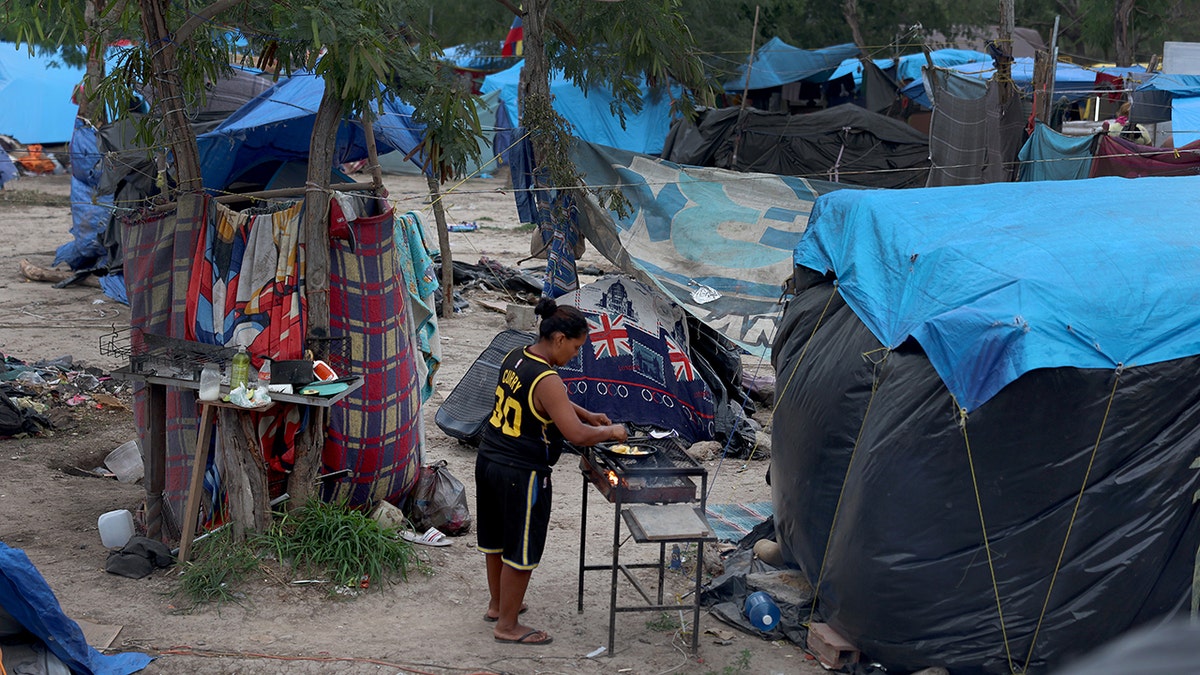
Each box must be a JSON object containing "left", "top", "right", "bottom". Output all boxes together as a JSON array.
[{"left": 534, "top": 298, "right": 558, "bottom": 318}]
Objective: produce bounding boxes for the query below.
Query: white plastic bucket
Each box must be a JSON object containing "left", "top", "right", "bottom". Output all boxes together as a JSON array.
[
  {"left": 103, "top": 440, "right": 144, "bottom": 484},
  {"left": 98, "top": 509, "right": 134, "bottom": 549}
]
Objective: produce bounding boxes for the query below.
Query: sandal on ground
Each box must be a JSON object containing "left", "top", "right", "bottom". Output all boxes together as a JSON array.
[
  {"left": 494, "top": 629, "right": 552, "bottom": 645},
  {"left": 483, "top": 604, "right": 528, "bottom": 622},
  {"left": 400, "top": 527, "right": 451, "bottom": 547}
]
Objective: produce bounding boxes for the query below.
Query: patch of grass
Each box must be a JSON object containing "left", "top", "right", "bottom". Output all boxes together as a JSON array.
[
  {"left": 514, "top": 222, "right": 537, "bottom": 232},
  {"left": 645, "top": 612, "right": 681, "bottom": 632},
  {"left": 477, "top": 216, "right": 494, "bottom": 222},
  {"left": 258, "top": 499, "right": 426, "bottom": 593},
  {"left": 174, "top": 527, "right": 261, "bottom": 612}
]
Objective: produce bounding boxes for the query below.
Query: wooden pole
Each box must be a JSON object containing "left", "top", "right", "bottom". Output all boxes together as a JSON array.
[
  {"left": 730, "top": 5, "right": 761, "bottom": 168},
  {"left": 997, "top": 0, "right": 1014, "bottom": 103},
  {"left": 362, "top": 113, "right": 386, "bottom": 195}
]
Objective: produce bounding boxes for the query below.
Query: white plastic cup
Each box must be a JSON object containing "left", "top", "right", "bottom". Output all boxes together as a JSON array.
[{"left": 98, "top": 509, "right": 135, "bottom": 549}]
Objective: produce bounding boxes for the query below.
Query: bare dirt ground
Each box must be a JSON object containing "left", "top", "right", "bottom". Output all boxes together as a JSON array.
[{"left": 0, "top": 172, "right": 817, "bottom": 675}]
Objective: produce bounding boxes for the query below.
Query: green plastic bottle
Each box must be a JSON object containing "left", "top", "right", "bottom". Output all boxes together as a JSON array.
[{"left": 230, "top": 345, "right": 250, "bottom": 391}]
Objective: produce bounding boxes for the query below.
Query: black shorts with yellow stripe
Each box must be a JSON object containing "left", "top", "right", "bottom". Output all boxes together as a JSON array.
[{"left": 475, "top": 454, "right": 552, "bottom": 570}]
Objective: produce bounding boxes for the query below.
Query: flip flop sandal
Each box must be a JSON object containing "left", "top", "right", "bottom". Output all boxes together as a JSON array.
[
  {"left": 400, "top": 527, "right": 451, "bottom": 547},
  {"left": 483, "top": 605, "right": 528, "bottom": 622},
  {"left": 494, "top": 629, "right": 553, "bottom": 645}
]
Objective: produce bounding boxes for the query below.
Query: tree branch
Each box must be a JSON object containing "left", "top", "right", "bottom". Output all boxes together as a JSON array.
[
  {"left": 175, "top": 0, "right": 247, "bottom": 44},
  {"left": 492, "top": 0, "right": 523, "bottom": 18}
]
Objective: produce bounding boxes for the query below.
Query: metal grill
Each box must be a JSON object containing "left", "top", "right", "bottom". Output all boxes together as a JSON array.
[
  {"left": 99, "top": 326, "right": 236, "bottom": 381},
  {"left": 579, "top": 436, "right": 706, "bottom": 505}
]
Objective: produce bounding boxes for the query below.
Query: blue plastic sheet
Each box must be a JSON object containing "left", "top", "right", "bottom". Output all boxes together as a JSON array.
[
  {"left": 794, "top": 175, "right": 1200, "bottom": 410},
  {"left": 0, "top": 543, "right": 150, "bottom": 675},
  {"left": 481, "top": 61, "right": 680, "bottom": 155},
  {"left": 722, "top": 39, "right": 859, "bottom": 91},
  {"left": 1017, "top": 121, "right": 1095, "bottom": 181},
  {"left": 56, "top": 119, "right": 113, "bottom": 271}
]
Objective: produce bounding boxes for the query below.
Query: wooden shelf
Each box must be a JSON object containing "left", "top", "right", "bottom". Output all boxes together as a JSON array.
[{"left": 110, "top": 366, "right": 364, "bottom": 408}]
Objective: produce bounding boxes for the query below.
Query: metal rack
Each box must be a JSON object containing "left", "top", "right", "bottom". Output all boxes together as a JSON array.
[
  {"left": 576, "top": 437, "right": 714, "bottom": 656},
  {"left": 99, "top": 326, "right": 236, "bottom": 382}
]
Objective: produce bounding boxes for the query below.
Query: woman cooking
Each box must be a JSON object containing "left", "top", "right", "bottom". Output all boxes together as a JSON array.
[{"left": 476, "top": 297, "right": 628, "bottom": 646}]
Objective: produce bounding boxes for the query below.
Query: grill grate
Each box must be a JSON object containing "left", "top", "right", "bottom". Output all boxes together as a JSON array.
[{"left": 100, "top": 325, "right": 236, "bottom": 381}]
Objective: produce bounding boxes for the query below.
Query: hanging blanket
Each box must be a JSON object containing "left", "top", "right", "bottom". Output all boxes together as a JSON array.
[
  {"left": 393, "top": 210, "right": 441, "bottom": 402},
  {"left": 323, "top": 206, "right": 422, "bottom": 506},
  {"left": 562, "top": 276, "right": 714, "bottom": 443}
]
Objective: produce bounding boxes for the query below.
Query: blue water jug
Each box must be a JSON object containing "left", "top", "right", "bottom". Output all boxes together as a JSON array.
[{"left": 743, "top": 590, "right": 781, "bottom": 631}]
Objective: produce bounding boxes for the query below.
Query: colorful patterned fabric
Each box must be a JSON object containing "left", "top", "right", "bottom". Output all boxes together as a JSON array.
[
  {"left": 393, "top": 210, "right": 440, "bottom": 402},
  {"left": 323, "top": 206, "right": 422, "bottom": 507},
  {"left": 561, "top": 276, "right": 714, "bottom": 443},
  {"left": 122, "top": 202, "right": 204, "bottom": 539}
]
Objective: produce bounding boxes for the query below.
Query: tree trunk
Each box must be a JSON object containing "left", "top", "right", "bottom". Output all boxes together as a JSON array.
[
  {"left": 519, "top": 0, "right": 551, "bottom": 159},
  {"left": 842, "top": 0, "right": 866, "bottom": 50},
  {"left": 138, "top": 0, "right": 202, "bottom": 190},
  {"left": 425, "top": 175, "right": 454, "bottom": 318},
  {"left": 288, "top": 83, "right": 344, "bottom": 507},
  {"left": 1114, "top": 0, "right": 1135, "bottom": 67},
  {"left": 997, "top": 0, "right": 1015, "bottom": 103},
  {"left": 217, "top": 410, "right": 272, "bottom": 540},
  {"left": 80, "top": 0, "right": 106, "bottom": 124}
]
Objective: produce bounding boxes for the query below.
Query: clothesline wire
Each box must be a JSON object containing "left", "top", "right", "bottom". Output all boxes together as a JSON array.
[{"left": 52, "top": 138, "right": 1200, "bottom": 219}]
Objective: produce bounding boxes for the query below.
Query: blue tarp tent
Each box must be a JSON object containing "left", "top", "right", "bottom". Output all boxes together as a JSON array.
[
  {"left": 828, "top": 48, "right": 992, "bottom": 86},
  {"left": 794, "top": 174, "right": 1200, "bottom": 411},
  {"left": 1172, "top": 96, "right": 1200, "bottom": 147},
  {"left": 901, "top": 57, "right": 1146, "bottom": 108},
  {"left": 197, "top": 71, "right": 426, "bottom": 190},
  {"left": 0, "top": 42, "right": 83, "bottom": 144},
  {"left": 723, "top": 39, "right": 860, "bottom": 91},
  {"left": 481, "top": 61, "right": 679, "bottom": 155}
]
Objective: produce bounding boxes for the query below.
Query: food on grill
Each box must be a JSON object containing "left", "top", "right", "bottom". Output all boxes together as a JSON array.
[{"left": 607, "top": 444, "right": 652, "bottom": 456}]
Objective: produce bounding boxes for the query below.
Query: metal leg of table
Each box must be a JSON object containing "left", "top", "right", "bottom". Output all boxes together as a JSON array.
[
  {"left": 692, "top": 540, "right": 703, "bottom": 654},
  {"left": 577, "top": 470, "right": 588, "bottom": 613},
  {"left": 608, "top": 492, "right": 622, "bottom": 656},
  {"left": 657, "top": 543, "right": 666, "bottom": 605},
  {"left": 144, "top": 383, "right": 167, "bottom": 542}
]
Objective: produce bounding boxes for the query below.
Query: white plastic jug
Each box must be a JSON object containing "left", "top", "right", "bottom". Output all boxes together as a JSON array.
[{"left": 98, "top": 509, "right": 134, "bottom": 549}]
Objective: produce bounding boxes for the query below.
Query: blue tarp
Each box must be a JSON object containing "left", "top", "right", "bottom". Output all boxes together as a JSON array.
[
  {"left": 57, "top": 118, "right": 112, "bottom": 269},
  {"left": 794, "top": 175, "right": 1200, "bottom": 411},
  {"left": 1171, "top": 96, "right": 1200, "bottom": 147},
  {"left": 901, "top": 57, "right": 1147, "bottom": 108},
  {"left": 0, "top": 43, "right": 82, "bottom": 144},
  {"left": 197, "top": 71, "right": 426, "bottom": 190},
  {"left": 481, "top": 61, "right": 679, "bottom": 155},
  {"left": 0, "top": 543, "right": 150, "bottom": 675},
  {"left": 0, "top": 149, "right": 15, "bottom": 186},
  {"left": 723, "top": 39, "right": 860, "bottom": 92},
  {"left": 1135, "top": 73, "right": 1200, "bottom": 97},
  {"left": 1017, "top": 121, "right": 1095, "bottom": 181},
  {"left": 829, "top": 48, "right": 991, "bottom": 86}
]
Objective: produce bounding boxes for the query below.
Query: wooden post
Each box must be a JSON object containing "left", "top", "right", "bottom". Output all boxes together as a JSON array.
[
  {"left": 997, "top": 0, "right": 1014, "bottom": 103},
  {"left": 730, "top": 5, "right": 760, "bottom": 168},
  {"left": 362, "top": 113, "right": 386, "bottom": 194}
]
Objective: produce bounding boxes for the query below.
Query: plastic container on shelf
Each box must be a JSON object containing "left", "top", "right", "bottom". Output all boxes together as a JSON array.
[
  {"left": 744, "top": 590, "right": 781, "bottom": 631},
  {"left": 198, "top": 363, "right": 221, "bottom": 401},
  {"left": 103, "top": 439, "right": 144, "bottom": 483},
  {"left": 230, "top": 345, "right": 250, "bottom": 390},
  {"left": 98, "top": 509, "right": 135, "bottom": 548}
]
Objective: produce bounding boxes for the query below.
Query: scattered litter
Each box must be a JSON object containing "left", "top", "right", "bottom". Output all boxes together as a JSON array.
[
  {"left": 92, "top": 299, "right": 106, "bottom": 305},
  {"left": 585, "top": 646, "right": 607, "bottom": 658},
  {"left": 447, "top": 222, "right": 479, "bottom": 232}
]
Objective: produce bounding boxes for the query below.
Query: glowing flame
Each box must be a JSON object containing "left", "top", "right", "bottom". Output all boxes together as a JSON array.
[{"left": 606, "top": 470, "right": 619, "bottom": 487}]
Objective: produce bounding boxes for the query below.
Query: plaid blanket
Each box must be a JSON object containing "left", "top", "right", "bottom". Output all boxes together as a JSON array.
[{"left": 323, "top": 206, "right": 422, "bottom": 506}]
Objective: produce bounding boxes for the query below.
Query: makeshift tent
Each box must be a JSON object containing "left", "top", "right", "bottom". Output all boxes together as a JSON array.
[
  {"left": 828, "top": 48, "right": 991, "bottom": 86},
  {"left": 1171, "top": 96, "right": 1200, "bottom": 147},
  {"left": 902, "top": 57, "right": 1146, "bottom": 109},
  {"left": 198, "top": 71, "right": 426, "bottom": 191},
  {"left": 723, "top": 39, "right": 859, "bottom": 92},
  {"left": 569, "top": 140, "right": 857, "bottom": 356},
  {"left": 0, "top": 542, "right": 151, "bottom": 675},
  {"left": 1016, "top": 121, "right": 1096, "bottom": 180},
  {"left": 1089, "top": 135, "right": 1200, "bottom": 177},
  {"left": 773, "top": 175, "right": 1200, "bottom": 673},
  {"left": 660, "top": 104, "right": 929, "bottom": 189},
  {"left": 481, "top": 61, "right": 679, "bottom": 155},
  {"left": 0, "top": 42, "right": 82, "bottom": 144},
  {"left": 378, "top": 89, "right": 503, "bottom": 178}
]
